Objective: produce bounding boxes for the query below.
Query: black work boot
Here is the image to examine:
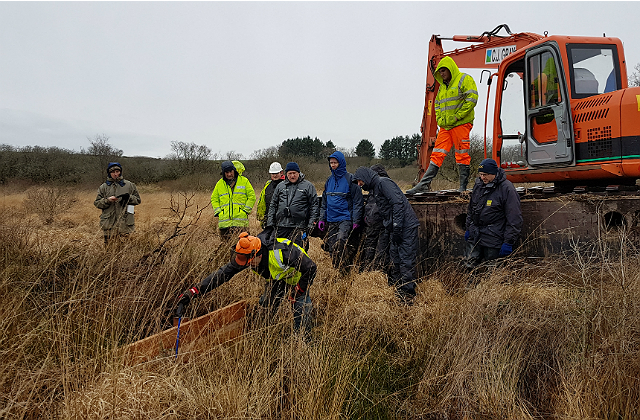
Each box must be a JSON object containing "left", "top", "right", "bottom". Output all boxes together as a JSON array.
[
  {"left": 458, "top": 164, "right": 470, "bottom": 192},
  {"left": 406, "top": 163, "right": 439, "bottom": 194}
]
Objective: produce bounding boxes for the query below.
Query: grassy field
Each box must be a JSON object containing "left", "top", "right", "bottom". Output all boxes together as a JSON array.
[{"left": 1, "top": 182, "right": 639, "bottom": 419}]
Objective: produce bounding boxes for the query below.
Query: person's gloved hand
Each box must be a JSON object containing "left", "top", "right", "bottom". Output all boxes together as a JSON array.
[
  {"left": 392, "top": 229, "right": 403, "bottom": 245},
  {"left": 499, "top": 243, "right": 513, "bottom": 257},
  {"left": 176, "top": 286, "right": 199, "bottom": 316},
  {"left": 445, "top": 115, "right": 458, "bottom": 126},
  {"left": 317, "top": 220, "right": 325, "bottom": 232},
  {"left": 464, "top": 231, "right": 470, "bottom": 242},
  {"left": 301, "top": 232, "right": 308, "bottom": 240},
  {"left": 352, "top": 223, "right": 360, "bottom": 230},
  {"left": 288, "top": 284, "right": 305, "bottom": 302}
]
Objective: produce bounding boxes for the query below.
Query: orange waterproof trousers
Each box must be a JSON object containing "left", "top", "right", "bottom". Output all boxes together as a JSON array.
[{"left": 430, "top": 123, "right": 472, "bottom": 167}]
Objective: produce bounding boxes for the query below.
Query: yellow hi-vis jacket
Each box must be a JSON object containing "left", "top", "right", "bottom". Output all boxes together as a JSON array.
[
  {"left": 256, "top": 238, "right": 310, "bottom": 285},
  {"left": 211, "top": 160, "right": 256, "bottom": 229},
  {"left": 434, "top": 56, "right": 479, "bottom": 130}
]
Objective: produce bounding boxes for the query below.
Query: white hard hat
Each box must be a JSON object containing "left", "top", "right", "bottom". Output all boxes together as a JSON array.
[{"left": 268, "top": 162, "right": 283, "bottom": 173}]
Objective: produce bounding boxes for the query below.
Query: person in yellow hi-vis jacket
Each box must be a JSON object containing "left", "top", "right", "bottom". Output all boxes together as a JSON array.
[
  {"left": 407, "top": 56, "right": 478, "bottom": 194},
  {"left": 211, "top": 160, "right": 255, "bottom": 239}
]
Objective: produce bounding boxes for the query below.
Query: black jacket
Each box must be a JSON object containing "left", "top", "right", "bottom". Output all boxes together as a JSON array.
[
  {"left": 466, "top": 168, "right": 523, "bottom": 248},
  {"left": 266, "top": 173, "right": 319, "bottom": 230},
  {"left": 353, "top": 167, "right": 419, "bottom": 234}
]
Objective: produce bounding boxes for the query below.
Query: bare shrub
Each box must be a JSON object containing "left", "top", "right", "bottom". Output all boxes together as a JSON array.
[{"left": 23, "top": 186, "right": 77, "bottom": 224}]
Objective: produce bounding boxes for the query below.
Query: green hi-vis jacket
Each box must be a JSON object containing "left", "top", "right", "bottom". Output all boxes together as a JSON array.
[
  {"left": 211, "top": 160, "right": 256, "bottom": 229},
  {"left": 434, "top": 56, "right": 479, "bottom": 129}
]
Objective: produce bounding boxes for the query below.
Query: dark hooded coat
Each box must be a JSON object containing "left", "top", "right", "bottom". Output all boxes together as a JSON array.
[
  {"left": 353, "top": 167, "right": 418, "bottom": 234},
  {"left": 466, "top": 168, "right": 522, "bottom": 248}
]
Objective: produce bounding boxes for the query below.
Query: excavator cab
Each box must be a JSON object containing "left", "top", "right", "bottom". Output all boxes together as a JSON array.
[{"left": 492, "top": 35, "right": 637, "bottom": 186}]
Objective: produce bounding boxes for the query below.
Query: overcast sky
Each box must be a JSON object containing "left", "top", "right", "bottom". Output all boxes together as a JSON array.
[{"left": 1, "top": 1, "right": 639, "bottom": 159}]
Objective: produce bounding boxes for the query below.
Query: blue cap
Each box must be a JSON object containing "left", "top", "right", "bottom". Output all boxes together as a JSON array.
[
  {"left": 478, "top": 158, "right": 498, "bottom": 175},
  {"left": 285, "top": 162, "right": 300, "bottom": 173}
]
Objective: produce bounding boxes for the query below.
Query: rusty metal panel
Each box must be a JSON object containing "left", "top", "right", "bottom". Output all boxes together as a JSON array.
[{"left": 411, "top": 194, "right": 640, "bottom": 270}]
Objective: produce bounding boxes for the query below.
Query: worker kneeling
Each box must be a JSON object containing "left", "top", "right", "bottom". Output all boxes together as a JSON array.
[{"left": 176, "top": 230, "right": 316, "bottom": 333}]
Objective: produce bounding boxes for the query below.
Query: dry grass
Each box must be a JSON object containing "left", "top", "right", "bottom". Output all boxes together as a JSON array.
[{"left": 1, "top": 184, "right": 639, "bottom": 419}]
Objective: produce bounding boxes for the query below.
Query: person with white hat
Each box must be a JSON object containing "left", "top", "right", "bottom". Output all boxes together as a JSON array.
[{"left": 256, "top": 162, "right": 285, "bottom": 229}]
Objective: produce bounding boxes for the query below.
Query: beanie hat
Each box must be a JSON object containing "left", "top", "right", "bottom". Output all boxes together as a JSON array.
[
  {"left": 269, "top": 162, "right": 283, "bottom": 173},
  {"left": 285, "top": 162, "right": 300, "bottom": 173},
  {"left": 235, "top": 232, "right": 261, "bottom": 266},
  {"left": 107, "top": 162, "right": 122, "bottom": 174},
  {"left": 220, "top": 160, "right": 236, "bottom": 175},
  {"left": 478, "top": 158, "right": 499, "bottom": 175}
]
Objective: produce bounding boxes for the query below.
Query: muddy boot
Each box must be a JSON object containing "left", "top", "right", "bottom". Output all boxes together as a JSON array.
[
  {"left": 458, "top": 164, "right": 470, "bottom": 192},
  {"left": 406, "top": 163, "right": 439, "bottom": 194}
]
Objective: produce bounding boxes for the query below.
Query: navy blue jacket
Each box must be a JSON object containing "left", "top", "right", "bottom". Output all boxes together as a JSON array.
[
  {"left": 353, "top": 166, "right": 419, "bottom": 234},
  {"left": 320, "top": 151, "right": 363, "bottom": 224},
  {"left": 466, "top": 168, "right": 523, "bottom": 248}
]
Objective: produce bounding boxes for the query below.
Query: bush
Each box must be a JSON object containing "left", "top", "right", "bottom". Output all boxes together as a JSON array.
[{"left": 23, "top": 186, "right": 78, "bottom": 224}]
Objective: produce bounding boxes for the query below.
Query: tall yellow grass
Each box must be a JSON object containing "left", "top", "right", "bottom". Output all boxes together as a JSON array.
[{"left": 1, "top": 186, "right": 638, "bottom": 419}]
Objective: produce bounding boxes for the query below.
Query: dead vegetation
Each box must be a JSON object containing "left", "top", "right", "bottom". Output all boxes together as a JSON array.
[{"left": 1, "top": 186, "right": 639, "bottom": 419}]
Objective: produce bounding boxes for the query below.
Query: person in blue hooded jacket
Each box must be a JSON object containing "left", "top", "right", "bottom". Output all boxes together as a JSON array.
[{"left": 318, "top": 151, "right": 364, "bottom": 270}]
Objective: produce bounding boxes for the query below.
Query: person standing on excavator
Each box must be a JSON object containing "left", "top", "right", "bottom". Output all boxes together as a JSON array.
[{"left": 407, "top": 56, "right": 478, "bottom": 194}]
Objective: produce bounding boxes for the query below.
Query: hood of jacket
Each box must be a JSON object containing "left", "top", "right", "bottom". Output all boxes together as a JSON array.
[
  {"left": 353, "top": 166, "right": 378, "bottom": 191},
  {"left": 328, "top": 150, "right": 347, "bottom": 179},
  {"left": 370, "top": 164, "right": 389, "bottom": 178},
  {"left": 221, "top": 160, "right": 237, "bottom": 175},
  {"left": 232, "top": 160, "right": 246, "bottom": 176},
  {"left": 434, "top": 56, "right": 462, "bottom": 86}
]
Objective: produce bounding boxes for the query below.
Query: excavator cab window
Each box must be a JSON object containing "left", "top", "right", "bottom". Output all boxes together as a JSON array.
[
  {"left": 529, "top": 52, "right": 561, "bottom": 108},
  {"left": 566, "top": 44, "right": 620, "bottom": 98}
]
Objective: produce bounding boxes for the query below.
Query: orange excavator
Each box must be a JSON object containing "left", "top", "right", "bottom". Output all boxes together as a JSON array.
[
  {"left": 417, "top": 24, "right": 640, "bottom": 189},
  {"left": 410, "top": 25, "right": 640, "bottom": 265}
]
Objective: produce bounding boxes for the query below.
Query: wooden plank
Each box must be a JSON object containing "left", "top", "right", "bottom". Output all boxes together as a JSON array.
[{"left": 121, "top": 300, "right": 249, "bottom": 365}]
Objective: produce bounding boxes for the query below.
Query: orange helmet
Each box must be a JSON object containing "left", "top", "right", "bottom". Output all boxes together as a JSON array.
[{"left": 234, "top": 232, "right": 261, "bottom": 266}]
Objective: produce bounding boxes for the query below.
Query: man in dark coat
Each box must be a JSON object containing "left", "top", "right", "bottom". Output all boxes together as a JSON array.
[
  {"left": 266, "top": 162, "right": 319, "bottom": 251},
  {"left": 353, "top": 166, "right": 419, "bottom": 303},
  {"left": 465, "top": 158, "right": 523, "bottom": 269},
  {"left": 318, "top": 151, "right": 364, "bottom": 270},
  {"left": 360, "top": 164, "right": 391, "bottom": 272}
]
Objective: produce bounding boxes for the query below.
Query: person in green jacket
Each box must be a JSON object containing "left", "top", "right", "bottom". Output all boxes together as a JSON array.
[
  {"left": 211, "top": 160, "right": 256, "bottom": 239},
  {"left": 93, "top": 162, "right": 142, "bottom": 245},
  {"left": 256, "top": 162, "right": 285, "bottom": 229},
  {"left": 407, "top": 56, "right": 479, "bottom": 194}
]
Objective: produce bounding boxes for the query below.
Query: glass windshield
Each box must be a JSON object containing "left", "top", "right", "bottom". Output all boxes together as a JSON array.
[{"left": 568, "top": 45, "right": 618, "bottom": 97}]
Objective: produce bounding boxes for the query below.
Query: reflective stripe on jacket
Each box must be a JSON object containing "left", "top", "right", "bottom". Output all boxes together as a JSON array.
[
  {"left": 434, "top": 56, "right": 478, "bottom": 129},
  {"left": 211, "top": 175, "right": 256, "bottom": 229}
]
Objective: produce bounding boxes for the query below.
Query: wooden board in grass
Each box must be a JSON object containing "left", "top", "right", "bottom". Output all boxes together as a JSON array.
[{"left": 122, "top": 299, "right": 249, "bottom": 365}]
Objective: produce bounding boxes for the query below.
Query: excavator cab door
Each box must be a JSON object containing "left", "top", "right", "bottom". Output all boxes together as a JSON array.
[{"left": 524, "top": 44, "right": 575, "bottom": 166}]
